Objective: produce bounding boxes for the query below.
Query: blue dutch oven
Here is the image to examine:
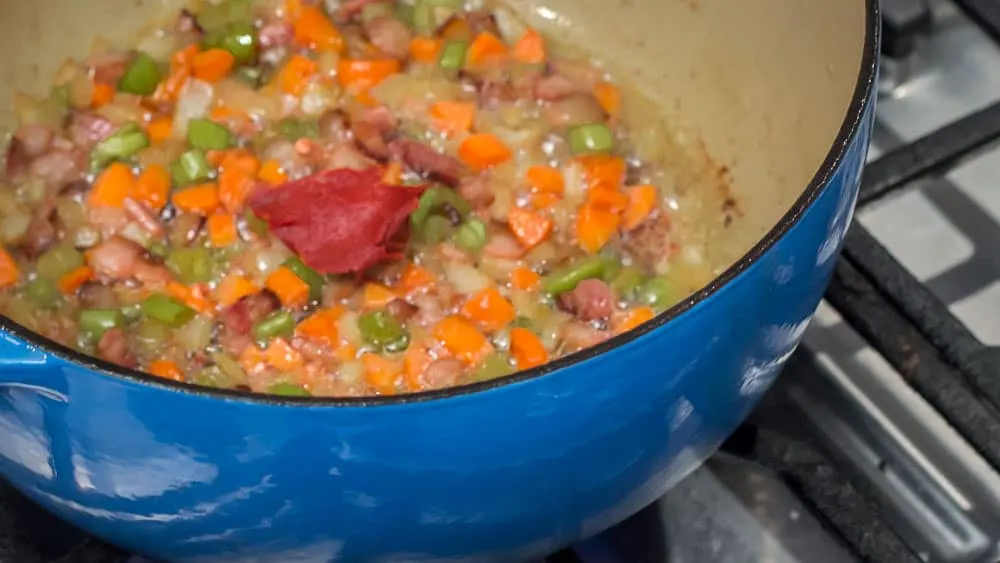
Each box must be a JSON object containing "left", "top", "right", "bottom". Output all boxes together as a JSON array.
[{"left": 0, "top": 0, "right": 879, "bottom": 560}]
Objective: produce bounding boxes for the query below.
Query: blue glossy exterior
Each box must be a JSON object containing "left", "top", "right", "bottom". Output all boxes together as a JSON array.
[{"left": 0, "top": 23, "right": 879, "bottom": 563}]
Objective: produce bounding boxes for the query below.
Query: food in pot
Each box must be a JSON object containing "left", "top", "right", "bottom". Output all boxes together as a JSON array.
[{"left": 0, "top": 0, "right": 725, "bottom": 397}]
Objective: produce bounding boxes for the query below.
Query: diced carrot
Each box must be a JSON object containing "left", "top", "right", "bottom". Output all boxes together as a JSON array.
[
  {"left": 218, "top": 150, "right": 261, "bottom": 213},
  {"left": 458, "top": 133, "right": 512, "bottom": 171},
  {"left": 167, "top": 281, "right": 214, "bottom": 315},
  {"left": 512, "top": 28, "right": 546, "bottom": 64},
  {"left": 461, "top": 287, "right": 516, "bottom": 332},
  {"left": 525, "top": 165, "right": 564, "bottom": 195},
  {"left": 430, "top": 101, "right": 476, "bottom": 135},
  {"left": 509, "top": 267, "right": 541, "bottom": 291},
  {"left": 172, "top": 183, "right": 221, "bottom": 215},
  {"left": 531, "top": 192, "right": 561, "bottom": 210},
  {"left": 510, "top": 327, "right": 548, "bottom": 370},
  {"left": 130, "top": 164, "right": 171, "bottom": 211},
  {"left": 148, "top": 360, "right": 184, "bottom": 382},
  {"left": 507, "top": 207, "right": 553, "bottom": 250},
  {"left": 91, "top": 82, "right": 115, "bottom": 108},
  {"left": 403, "top": 345, "right": 432, "bottom": 391},
  {"left": 215, "top": 274, "right": 259, "bottom": 308},
  {"left": 0, "top": 247, "right": 18, "bottom": 289},
  {"left": 147, "top": 117, "right": 174, "bottom": 143},
  {"left": 284, "top": 0, "right": 303, "bottom": 17},
  {"left": 586, "top": 186, "right": 629, "bottom": 212},
  {"left": 382, "top": 161, "right": 402, "bottom": 185},
  {"left": 207, "top": 213, "right": 238, "bottom": 247},
  {"left": 172, "top": 43, "right": 201, "bottom": 68},
  {"left": 266, "top": 338, "right": 304, "bottom": 371},
  {"left": 265, "top": 266, "right": 311, "bottom": 308},
  {"left": 335, "top": 341, "right": 357, "bottom": 363},
  {"left": 239, "top": 344, "right": 268, "bottom": 374},
  {"left": 296, "top": 307, "right": 342, "bottom": 347},
  {"left": 594, "top": 81, "right": 622, "bottom": 118},
  {"left": 433, "top": 315, "right": 493, "bottom": 365},
  {"left": 622, "top": 185, "right": 658, "bottom": 231},
  {"left": 257, "top": 159, "right": 288, "bottom": 185},
  {"left": 409, "top": 37, "right": 443, "bottom": 63},
  {"left": 362, "top": 353, "right": 401, "bottom": 395},
  {"left": 153, "top": 44, "right": 199, "bottom": 103},
  {"left": 57, "top": 265, "right": 94, "bottom": 296},
  {"left": 576, "top": 202, "right": 620, "bottom": 254},
  {"left": 88, "top": 162, "right": 134, "bottom": 208},
  {"left": 210, "top": 104, "right": 251, "bottom": 124},
  {"left": 192, "top": 48, "right": 236, "bottom": 82},
  {"left": 576, "top": 154, "right": 626, "bottom": 190},
  {"left": 466, "top": 32, "right": 508, "bottom": 66},
  {"left": 337, "top": 59, "right": 401, "bottom": 91},
  {"left": 397, "top": 263, "right": 435, "bottom": 295},
  {"left": 362, "top": 282, "right": 398, "bottom": 309},
  {"left": 612, "top": 306, "right": 656, "bottom": 334},
  {"left": 278, "top": 54, "right": 318, "bottom": 96},
  {"left": 292, "top": 5, "right": 345, "bottom": 53}
]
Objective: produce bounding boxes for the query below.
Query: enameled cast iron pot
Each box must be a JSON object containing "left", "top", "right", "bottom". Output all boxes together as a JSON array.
[{"left": 0, "top": 0, "right": 879, "bottom": 561}]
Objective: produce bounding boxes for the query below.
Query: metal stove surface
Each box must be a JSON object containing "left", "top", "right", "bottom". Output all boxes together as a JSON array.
[{"left": 7, "top": 2, "right": 1000, "bottom": 562}]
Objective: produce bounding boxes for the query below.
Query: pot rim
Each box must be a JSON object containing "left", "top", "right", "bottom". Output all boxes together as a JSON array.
[{"left": 0, "top": 0, "right": 881, "bottom": 407}]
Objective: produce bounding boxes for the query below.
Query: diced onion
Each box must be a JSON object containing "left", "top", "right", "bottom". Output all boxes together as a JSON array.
[
  {"left": 444, "top": 262, "right": 492, "bottom": 295},
  {"left": 172, "top": 79, "right": 215, "bottom": 139}
]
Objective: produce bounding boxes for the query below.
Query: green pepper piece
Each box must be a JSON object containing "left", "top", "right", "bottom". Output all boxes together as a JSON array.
[
  {"left": 187, "top": 118, "right": 234, "bottom": 151},
  {"left": 420, "top": 215, "right": 453, "bottom": 245},
  {"left": 567, "top": 123, "right": 615, "bottom": 155},
  {"left": 438, "top": 40, "right": 468, "bottom": 71},
  {"left": 119, "top": 52, "right": 162, "bottom": 96},
  {"left": 283, "top": 256, "right": 324, "bottom": 301},
  {"left": 90, "top": 123, "right": 150, "bottom": 169},
  {"left": 542, "top": 256, "right": 606, "bottom": 295},
  {"left": 268, "top": 382, "right": 311, "bottom": 396},
  {"left": 220, "top": 22, "right": 258, "bottom": 65},
  {"left": 636, "top": 276, "right": 679, "bottom": 312},
  {"left": 25, "top": 279, "right": 60, "bottom": 309},
  {"left": 212, "top": 352, "right": 248, "bottom": 384},
  {"left": 453, "top": 218, "right": 487, "bottom": 252},
  {"left": 277, "top": 117, "right": 320, "bottom": 141},
  {"left": 412, "top": 1, "right": 435, "bottom": 36},
  {"left": 610, "top": 267, "right": 645, "bottom": 299},
  {"left": 35, "top": 244, "right": 85, "bottom": 280},
  {"left": 148, "top": 241, "right": 170, "bottom": 259},
  {"left": 474, "top": 353, "right": 513, "bottom": 381},
  {"left": 166, "top": 247, "right": 214, "bottom": 284},
  {"left": 252, "top": 310, "right": 295, "bottom": 342},
  {"left": 245, "top": 210, "right": 270, "bottom": 237},
  {"left": 358, "top": 310, "right": 410, "bottom": 353},
  {"left": 171, "top": 149, "right": 213, "bottom": 186},
  {"left": 79, "top": 309, "right": 125, "bottom": 339},
  {"left": 411, "top": 185, "right": 470, "bottom": 228},
  {"left": 135, "top": 318, "right": 171, "bottom": 355},
  {"left": 141, "top": 294, "right": 196, "bottom": 327}
]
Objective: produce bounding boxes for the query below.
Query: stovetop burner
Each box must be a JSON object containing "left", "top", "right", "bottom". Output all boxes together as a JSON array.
[{"left": 9, "top": 0, "right": 1000, "bottom": 561}]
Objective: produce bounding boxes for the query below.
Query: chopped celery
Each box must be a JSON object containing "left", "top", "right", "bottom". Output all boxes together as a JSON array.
[
  {"left": 283, "top": 256, "right": 324, "bottom": 301},
  {"left": 166, "top": 247, "right": 214, "bottom": 284},
  {"left": 90, "top": 123, "right": 149, "bottom": 169},
  {"left": 79, "top": 309, "right": 124, "bottom": 339},
  {"left": 170, "top": 149, "right": 213, "bottom": 186},
  {"left": 567, "top": 123, "right": 616, "bottom": 155},
  {"left": 453, "top": 218, "right": 487, "bottom": 252},
  {"left": 187, "top": 118, "right": 233, "bottom": 150},
  {"left": 253, "top": 310, "right": 295, "bottom": 342},
  {"left": 118, "top": 52, "right": 161, "bottom": 96},
  {"left": 36, "top": 244, "right": 84, "bottom": 280},
  {"left": 358, "top": 310, "right": 410, "bottom": 353},
  {"left": 268, "top": 382, "right": 311, "bottom": 396},
  {"left": 141, "top": 294, "right": 195, "bottom": 327},
  {"left": 541, "top": 256, "right": 606, "bottom": 295}
]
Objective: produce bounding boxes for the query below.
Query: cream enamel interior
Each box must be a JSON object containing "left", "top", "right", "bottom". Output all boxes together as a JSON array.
[{"left": 0, "top": 0, "right": 866, "bottom": 276}]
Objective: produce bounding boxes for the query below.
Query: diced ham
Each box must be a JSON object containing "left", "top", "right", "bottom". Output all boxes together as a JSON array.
[
  {"left": 19, "top": 212, "right": 57, "bottom": 259},
  {"left": 5, "top": 139, "right": 29, "bottom": 180},
  {"left": 457, "top": 175, "right": 495, "bottom": 207},
  {"left": 88, "top": 235, "right": 170, "bottom": 283},
  {"left": 259, "top": 22, "right": 293, "bottom": 49},
  {"left": 421, "top": 358, "right": 465, "bottom": 389},
  {"left": 351, "top": 106, "right": 396, "bottom": 159},
  {"left": 318, "top": 109, "right": 350, "bottom": 142},
  {"left": 219, "top": 292, "right": 280, "bottom": 356},
  {"left": 124, "top": 198, "right": 163, "bottom": 236},
  {"left": 68, "top": 111, "right": 116, "bottom": 149},
  {"left": 97, "top": 328, "right": 135, "bottom": 368},
  {"left": 483, "top": 229, "right": 525, "bottom": 259},
  {"left": 175, "top": 9, "right": 202, "bottom": 34},
  {"left": 365, "top": 16, "right": 413, "bottom": 60},
  {"left": 623, "top": 212, "right": 674, "bottom": 267},
  {"left": 78, "top": 281, "right": 119, "bottom": 308},
  {"left": 534, "top": 74, "right": 580, "bottom": 101},
  {"left": 30, "top": 149, "right": 86, "bottom": 188},
  {"left": 385, "top": 299, "right": 418, "bottom": 323},
  {"left": 558, "top": 279, "right": 614, "bottom": 321},
  {"left": 543, "top": 94, "right": 607, "bottom": 128},
  {"left": 86, "top": 51, "right": 130, "bottom": 85},
  {"left": 14, "top": 124, "right": 53, "bottom": 158},
  {"left": 391, "top": 139, "right": 464, "bottom": 184}
]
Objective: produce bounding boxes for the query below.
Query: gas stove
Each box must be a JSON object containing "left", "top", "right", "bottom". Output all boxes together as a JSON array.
[{"left": 6, "top": 1, "right": 1000, "bottom": 562}]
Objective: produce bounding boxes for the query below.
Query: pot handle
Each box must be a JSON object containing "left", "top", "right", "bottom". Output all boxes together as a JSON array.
[{"left": 0, "top": 328, "right": 49, "bottom": 375}]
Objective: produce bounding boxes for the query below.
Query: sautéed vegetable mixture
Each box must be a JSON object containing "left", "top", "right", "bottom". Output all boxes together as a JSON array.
[{"left": 0, "top": 0, "right": 721, "bottom": 397}]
